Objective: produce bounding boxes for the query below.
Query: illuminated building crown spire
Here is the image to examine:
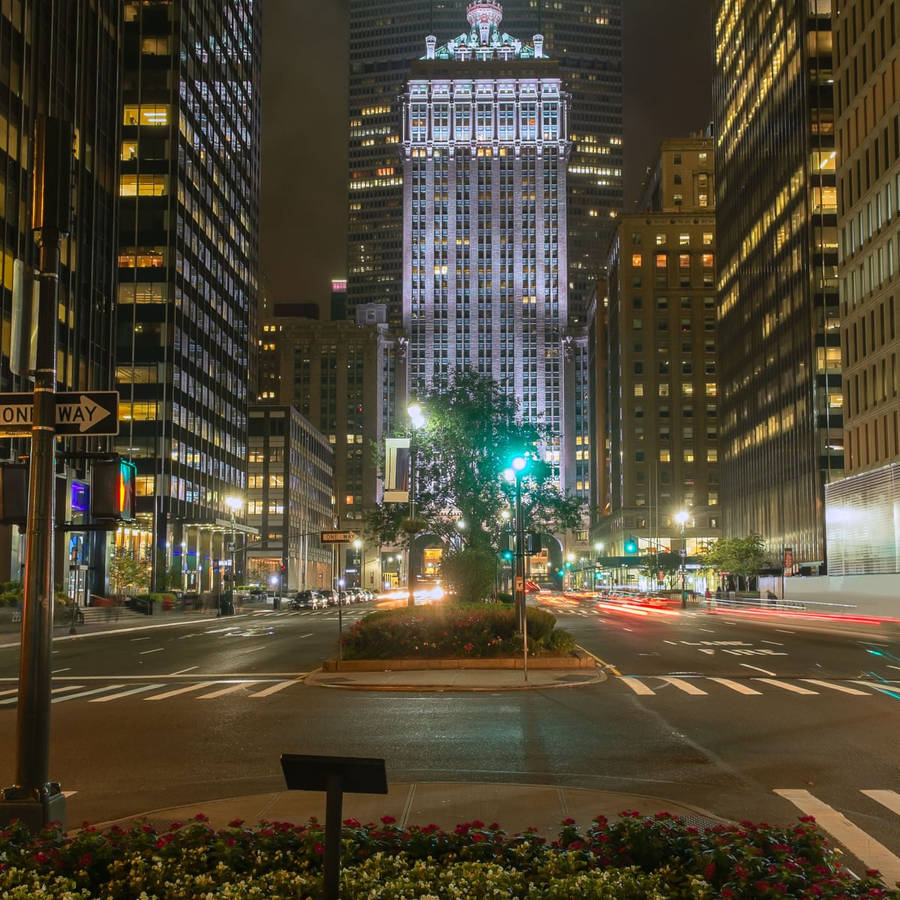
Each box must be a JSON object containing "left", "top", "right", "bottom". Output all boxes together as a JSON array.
[{"left": 466, "top": 1, "right": 503, "bottom": 44}]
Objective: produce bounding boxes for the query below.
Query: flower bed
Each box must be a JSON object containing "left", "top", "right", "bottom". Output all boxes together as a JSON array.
[
  {"left": 340, "top": 603, "right": 575, "bottom": 660},
  {"left": 0, "top": 812, "right": 895, "bottom": 898}
]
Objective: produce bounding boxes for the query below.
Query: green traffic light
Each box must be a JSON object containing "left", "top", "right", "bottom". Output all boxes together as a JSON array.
[{"left": 624, "top": 538, "right": 638, "bottom": 554}]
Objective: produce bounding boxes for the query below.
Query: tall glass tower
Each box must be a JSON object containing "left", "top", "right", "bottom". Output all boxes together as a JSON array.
[
  {"left": 116, "top": 0, "right": 261, "bottom": 590},
  {"left": 401, "top": 2, "right": 573, "bottom": 486},
  {"left": 348, "top": 0, "right": 622, "bottom": 326},
  {"left": 713, "top": 0, "right": 840, "bottom": 568}
]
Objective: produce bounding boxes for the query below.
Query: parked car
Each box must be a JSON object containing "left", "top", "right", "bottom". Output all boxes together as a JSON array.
[
  {"left": 319, "top": 589, "right": 337, "bottom": 607},
  {"left": 290, "top": 590, "right": 324, "bottom": 610}
]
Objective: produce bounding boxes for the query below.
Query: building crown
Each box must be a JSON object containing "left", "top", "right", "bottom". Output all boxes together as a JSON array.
[{"left": 423, "top": 2, "right": 544, "bottom": 62}]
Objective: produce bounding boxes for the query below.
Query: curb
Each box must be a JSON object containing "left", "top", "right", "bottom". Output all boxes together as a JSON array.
[{"left": 305, "top": 669, "right": 605, "bottom": 692}]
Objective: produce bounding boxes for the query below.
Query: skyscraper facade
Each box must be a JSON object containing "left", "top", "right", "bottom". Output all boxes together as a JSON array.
[
  {"left": 0, "top": 1, "right": 121, "bottom": 593},
  {"left": 713, "top": 0, "right": 841, "bottom": 569},
  {"left": 348, "top": 0, "right": 622, "bottom": 326},
  {"left": 603, "top": 137, "right": 721, "bottom": 560},
  {"left": 116, "top": 0, "right": 261, "bottom": 589},
  {"left": 401, "top": 2, "right": 572, "bottom": 486},
  {"left": 824, "top": 0, "right": 900, "bottom": 578}
]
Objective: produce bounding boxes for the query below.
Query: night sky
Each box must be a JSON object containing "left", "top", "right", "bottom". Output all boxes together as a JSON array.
[{"left": 261, "top": 0, "right": 715, "bottom": 309}]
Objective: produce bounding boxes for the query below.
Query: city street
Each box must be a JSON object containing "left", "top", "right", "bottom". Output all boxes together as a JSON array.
[{"left": 0, "top": 596, "right": 896, "bottom": 872}]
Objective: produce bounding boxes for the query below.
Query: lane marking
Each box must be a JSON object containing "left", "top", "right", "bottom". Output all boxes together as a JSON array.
[
  {"left": 861, "top": 789, "right": 900, "bottom": 816},
  {"left": 801, "top": 679, "right": 870, "bottom": 695},
  {"left": 90, "top": 684, "right": 164, "bottom": 702},
  {"left": 130, "top": 637, "right": 150, "bottom": 642},
  {"left": 851, "top": 680, "right": 900, "bottom": 697},
  {"left": 775, "top": 629, "right": 795, "bottom": 634},
  {"left": 145, "top": 682, "right": 215, "bottom": 701},
  {"left": 760, "top": 640, "right": 784, "bottom": 646},
  {"left": 708, "top": 677, "right": 762, "bottom": 695},
  {"left": 139, "top": 647, "right": 165, "bottom": 655},
  {"left": 52, "top": 667, "right": 71, "bottom": 674},
  {"left": 204, "top": 627, "right": 238, "bottom": 634},
  {"left": 663, "top": 640, "right": 678, "bottom": 645},
  {"left": 169, "top": 666, "right": 198, "bottom": 676},
  {"left": 0, "top": 685, "right": 84, "bottom": 705},
  {"left": 619, "top": 676, "right": 654, "bottom": 696},
  {"left": 197, "top": 683, "right": 248, "bottom": 699},
  {"left": 574, "top": 644, "right": 620, "bottom": 676},
  {"left": 298, "top": 633, "right": 314, "bottom": 639},
  {"left": 53, "top": 685, "right": 125, "bottom": 703},
  {"left": 774, "top": 788, "right": 900, "bottom": 886},
  {"left": 753, "top": 678, "right": 818, "bottom": 695},
  {"left": 0, "top": 688, "right": 19, "bottom": 697},
  {"left": 740, "top": 663, "right": 777, "bottom": 676},
  {"left": 250, "top": 674, "right": 312, "bottom": 697},
  {"left": 661, "top": 676, "right": 707, "bottom": 695}
]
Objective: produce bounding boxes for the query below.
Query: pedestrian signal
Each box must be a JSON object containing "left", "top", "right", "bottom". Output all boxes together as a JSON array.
[{"left": 90, "top": 458, "right": 136, "bottom": 522}]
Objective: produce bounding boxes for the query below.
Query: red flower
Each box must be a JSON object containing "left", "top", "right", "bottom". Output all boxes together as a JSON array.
[
  {"left": 228, "top": 818, "right": 244, "bottom": 828},
  {"left": 314, "top": 842, "right": 324, "bottom": 855},
  {"left": 381, "top": 815, "right": 396, "bottom": 825},
  {"left": 343, "top": 818, "right": 362, "bottom": 828},
  {"left": 563, "top": 817, "right": 576, "bottom": 826},
  {"left": 471, "top": 819, "right": 484, "bottom": 828},
  {"left": 704, "top": 863, "right": 716, "bottom": 880},
  {"left": 193, "top": 813, "right": 209, "bottom": 822}
]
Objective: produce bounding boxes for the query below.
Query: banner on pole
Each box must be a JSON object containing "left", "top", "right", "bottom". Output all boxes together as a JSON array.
[{"left": 384, "top": 437, "right": 410, "bottom": 503}]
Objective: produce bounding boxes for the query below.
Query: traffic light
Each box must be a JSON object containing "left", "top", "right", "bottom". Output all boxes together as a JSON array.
[
  {"left": 624, "top": 536, "right": 638, "bottom": 554},
  {"left": 0, "top": 464, "right": 28, "bottom": 528},
  {"left": 90, "top": 457, "right": 136, "bottom": 522},
  {"left": 500, "top": 549, "right": 514, "bottom": 563}
]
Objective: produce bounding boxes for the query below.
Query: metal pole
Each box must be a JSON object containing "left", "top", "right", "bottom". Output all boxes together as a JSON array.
[
  {"left": 515, "top": 474, "right": 527, "bottom": 680},
  {"left": 407, "top": 431, "right": 415, "bottom": 607},
  {"left": 681, "top": 523, "right": 687, "bottom": 609},
  {"left": 0, "top": 115, "right": 71, "bottom": 830},
  {"left": 323, "top": 774, "right": 343, "bottom": 900}
]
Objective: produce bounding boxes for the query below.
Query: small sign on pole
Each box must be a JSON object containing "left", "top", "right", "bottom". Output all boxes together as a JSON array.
[
  {"left": 0, "top": 391, "right": 119, "bottom": 437},
  {"left": 320, "top": 530, "right": 357, "bottom": 544}
]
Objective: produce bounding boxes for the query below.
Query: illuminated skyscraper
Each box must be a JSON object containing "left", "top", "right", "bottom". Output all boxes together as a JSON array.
[
  {"left": 116, "top": 0, "right": 260, "bottom": 590},
  {"left": 713, "top": 0, "right": 840, "bottom": 569},
  {"left": 348, "top": 0, "right": 622, "bottom": 325},
  {"left": 401, "top": 2, "right": 574, "bottom": 487}
]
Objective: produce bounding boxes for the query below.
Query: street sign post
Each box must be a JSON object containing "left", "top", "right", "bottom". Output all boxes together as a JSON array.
[{"left": 0, "top": 391, "right": 118, "bottom": 437}]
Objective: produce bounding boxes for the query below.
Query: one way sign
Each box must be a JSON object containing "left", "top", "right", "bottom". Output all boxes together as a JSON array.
[{"left": 0, "top": 391, "right": 119, "bottom": 437}]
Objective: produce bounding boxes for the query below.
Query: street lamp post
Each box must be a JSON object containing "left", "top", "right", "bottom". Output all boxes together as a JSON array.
[
  {"left": 674, "top": 509, "right": 689, "bottom": 608},
  {"left": 407, "top": 403, "right": 426, "bottom": 607},
  {"left": 503, "top": 455, "right": 529, "bottom": 681},
  {"left": 593, "top": 541, "right": 604, "bottom": 592},
  {"left": 225, "top": 496, "right": 242, "bottom": 615},
  {"left": 353, "top": 538, "right": 363, "bottom": 589}
]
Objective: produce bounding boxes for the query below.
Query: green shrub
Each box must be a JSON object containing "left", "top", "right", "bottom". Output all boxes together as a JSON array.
[
  {"left": 341, "top": 603, "right": 573, "bottom": 659},
  {"left": 496, "top": 591, "right": 513, "bottom": 603},
  {"left": 0, "top": 813, "right": 892, "bottom": 899}
]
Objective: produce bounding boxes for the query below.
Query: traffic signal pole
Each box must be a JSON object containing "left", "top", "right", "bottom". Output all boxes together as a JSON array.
[{"left": 0, "top": 115, "right": 72, "bottom": 830}]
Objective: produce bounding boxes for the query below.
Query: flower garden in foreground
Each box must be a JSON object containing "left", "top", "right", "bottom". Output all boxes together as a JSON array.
[{"left": 0, "top": 811, "right": 896, "bottom": 898}]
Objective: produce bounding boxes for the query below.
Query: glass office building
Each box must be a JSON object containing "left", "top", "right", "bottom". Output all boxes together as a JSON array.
[
  {"left": 116, "top": 0, "right": 260, "bottom": 590},
  {"left": 348, "top": 0, "right": 622, "bottom": 326},
  {"left": 713, "top": 0, "right": 841, "bottom": 569},
  {"left": 0, "top": 1, "right": 121, "bottom": 594}
]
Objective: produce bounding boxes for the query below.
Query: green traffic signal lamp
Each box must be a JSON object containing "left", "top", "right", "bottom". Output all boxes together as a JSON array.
[
  {"left": 500, "top": 549, "right": 514, "bottom": 562},
  {"left": 624, "top": 537, "right": 638, "bottom": 554}
]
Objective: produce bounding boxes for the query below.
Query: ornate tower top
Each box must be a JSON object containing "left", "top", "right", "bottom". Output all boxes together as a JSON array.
[{"left": 466, "top": 1, "right": 503, "bottom": 44}]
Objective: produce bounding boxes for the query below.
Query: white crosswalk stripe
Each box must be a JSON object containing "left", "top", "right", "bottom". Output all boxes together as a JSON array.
[
  {"left": 145, "top": 682, "right": 216, "bottom": 701},
  {"left": 861, "top": 789, "right": 900, "bottom": 816},
  {"left": 53, "top": 684, "right": 126, "bottom": 703},
  {"left": 752, "top": 678, "right": 818, "bottom": 694},
  {"left": 90, "top": 684, "right": 165, "bottom": 702},
  {"left": 774, "top": 788, "right": 900, "bottom": 886},
  {"left": 615, "top": 675, "right": 890, "bottom": 698},
  {"left": 660, "top": 676, "right": 707, "bottom": 695},
  {"left": 707, "top": 677, "right": 762, "bottom": 695}
]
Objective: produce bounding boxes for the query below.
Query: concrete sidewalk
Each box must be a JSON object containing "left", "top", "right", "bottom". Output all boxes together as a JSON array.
[{"left": 101, "top": 781, "right": 729, "bottom": 837}]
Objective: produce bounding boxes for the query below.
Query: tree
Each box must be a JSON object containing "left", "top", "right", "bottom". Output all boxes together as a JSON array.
[
  {"left": 108, "top": 549, "right": 149, "bottom": 597},
  {"left": 365, "top": 372, "right": 586, "bottom": 551},
  {"left": 639, "top": 551, "right": 683, "bottom": 583},
  {"left": 440, "top": 547, "right": 497, "bottom": 602},
  {"left": 700, "top": 534, "right": 770, "bottom": 591}
]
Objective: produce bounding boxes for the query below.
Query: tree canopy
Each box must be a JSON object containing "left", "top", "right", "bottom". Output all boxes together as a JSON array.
[
  {"left": 699, "top": 534, "right": 770, "bottom": 578},
  {"left": 365, "top": 372, "right": 585, "bottom": 550}
]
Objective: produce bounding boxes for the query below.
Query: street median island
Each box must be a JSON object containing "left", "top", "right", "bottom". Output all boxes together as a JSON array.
[{"left": 326, "top": 602, "right": 590, "bottom": 672}]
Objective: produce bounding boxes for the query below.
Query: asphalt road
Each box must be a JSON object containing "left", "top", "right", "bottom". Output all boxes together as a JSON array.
[{"left": 0, "top": 594, "right": 896, "bottom": 869}]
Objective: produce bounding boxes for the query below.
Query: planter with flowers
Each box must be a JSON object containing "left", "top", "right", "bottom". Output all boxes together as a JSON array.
[{"left": 0, "top": 811, "right": 894, "bottom": 898}]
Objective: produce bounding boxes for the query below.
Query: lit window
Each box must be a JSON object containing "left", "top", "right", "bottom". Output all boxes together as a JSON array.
[
  {"left": 631, "top": 253, "right": 642, "bottom": 267},
  {"left": 679, "top": 234, "right": 690, "bottom": 246},
  {"left": 659, "top": 448, "right": 671, "bottom": 462},
  {"left": 122, "top": 104, "right": 170, "bottom": 127},
  {"left": 702, "top": 232, "right": 713, "bottom": 245}
]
